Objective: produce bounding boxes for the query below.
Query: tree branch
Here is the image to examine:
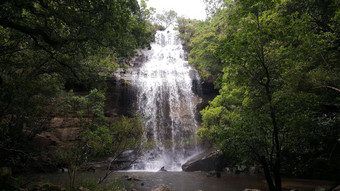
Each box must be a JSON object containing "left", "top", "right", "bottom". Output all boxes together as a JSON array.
[
  {"left": 314, "top": 86, "right": 340, "bottom": 93},
  {"left": 0, "top": 19, "right": 60, "bottom": 46}
]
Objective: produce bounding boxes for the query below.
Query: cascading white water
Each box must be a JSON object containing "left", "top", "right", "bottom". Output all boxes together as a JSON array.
[{"left": 131, "top": 27, "right": 202, "bottom": 171}]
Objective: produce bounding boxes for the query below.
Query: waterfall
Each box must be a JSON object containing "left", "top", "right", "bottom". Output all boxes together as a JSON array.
[{"left": 131, "top": 27, "right": 202, "bottom": 171}]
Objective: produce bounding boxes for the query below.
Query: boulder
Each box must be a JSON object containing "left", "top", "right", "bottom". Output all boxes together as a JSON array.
[
  {"left": 151, "top": 184, "right": 172, "bottom": 191},
  {"left": 182, "top": 149, "right": 226, "bottom": 172},
  {"left": 206, "top": 171, "right": 221, "bottom": 178},
  {"left": 78, "top": 186, "right": 91, "bottom": 191},
  {"left": 49, "top": 185, "right": 62, "bottom": 191},
  {"left": 235, "top": 165, "right": 248, "bottom": 174},
  {"left": 28, "top": 184, "right": 62, "bottom": 191},
  {"left": 125, "top": 175, "right": 141, "bottom": 181},
  {"left": 333, "top": 185, "right": 340, "bottom": 191},
  {"left": 41, "top": 184, "right": 50, "bottom": 191},
  {"left": 249, "top": 166, "right": 261, "bottom": 174},
  {"left": 0, "top": 167, "right": 12, "bottom": 178},
  {"left": 159, "top": 166, "right": 167, "bottom": 172},
  {"left": 315, "top": 186, "right": 333, "bottom": 191}
]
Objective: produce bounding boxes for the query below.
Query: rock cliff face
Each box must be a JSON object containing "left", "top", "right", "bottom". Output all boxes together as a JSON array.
[
  {"left": 106, "top": 66, "right": 218, "bottom": 121},
  {"left": 105, "top": 75, "right": 137, "bottom": 118},
  {"left": 33, "top": 43, "right": 219, "bottom": 171},
  {"left": 104, "top": 51, "right": 148, "bottom": 118}
]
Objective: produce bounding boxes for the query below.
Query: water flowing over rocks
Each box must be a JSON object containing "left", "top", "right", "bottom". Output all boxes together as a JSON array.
[{"left": 130, "top": 27, "right": 203, "bottom": 171}]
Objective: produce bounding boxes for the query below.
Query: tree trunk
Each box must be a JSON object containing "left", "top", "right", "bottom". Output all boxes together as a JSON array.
[
  {"left": 261, "top": 155, "right": 276, "bottom": 191},
  {"left": 257, "top": 19, "right": 282, "bottom": 191},
  {"left": 259, "top": 54, "right": 282, "bottom": 191},
  {"left": 270, "top": 104, "right": 282, "bottom": 191},
  {"left": 274, "top": 159, "right": 282, "bottom": 191}
]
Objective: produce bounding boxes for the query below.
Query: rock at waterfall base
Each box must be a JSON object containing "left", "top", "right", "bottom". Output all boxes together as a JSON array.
[
  {"left": 78, "top": 186, "right": 91, "bottom": 191},
  {"left": 315, "top": 185, "right": 333, "bottom": 191},
  {"left": 182, "top": 149, "right": 227, "bottom": 172},
  {"left": 125, "top": 175, "right": 141, "bottom": 181},
  {"left": 159, "top": 166, "right": 167, "bottom": 172},
  {"left": 206, "top": 171, "right": 221, "bottom": 177},
  {"left": 0, "top": 167, "right": 12, "bottom": 178},
  {"left": 151, "top": 184, "right": 172, "bottom": 191}
]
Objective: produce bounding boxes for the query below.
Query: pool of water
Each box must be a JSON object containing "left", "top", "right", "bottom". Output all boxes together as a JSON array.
[
  {"left": 28, "top": 171, "right": 336, "bottom": 191},
  {"left": 118, "top": 171, "right": 268, "bottom": 191}
]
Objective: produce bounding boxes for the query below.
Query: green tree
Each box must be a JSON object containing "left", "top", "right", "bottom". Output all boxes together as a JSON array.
[
  {"left": 177, "top": 17, "right": 201, "bottom": 52},
  {"left": 203, "top": 0, "right": 225, "bottom": 18},
  {"left": 0, "top": 0, "right": 152, "bottom": 173},
  {"left": 139, "top": 0, "right": 156, "bottom": 21},
  {"left": 155, "top": 10, "right": 178, "bottom": 29},
  {"left": 56, "top": 89, "right": 143, "bottom": 189},
  {"left": 187, "top": 6, "right": 233, "bottom": 86},
  {"left": 196, "top": 0, "right": 339, "bottom": 190}
]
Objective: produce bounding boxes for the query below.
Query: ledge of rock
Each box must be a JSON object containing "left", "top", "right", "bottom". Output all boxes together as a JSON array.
[{"left": 182, "top": 149, "right": 227, "bottom": 172}]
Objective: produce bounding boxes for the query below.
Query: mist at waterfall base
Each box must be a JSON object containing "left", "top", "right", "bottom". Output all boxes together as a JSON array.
[{"left": 130, "top": 27, "right": 203, "bottom": 171}]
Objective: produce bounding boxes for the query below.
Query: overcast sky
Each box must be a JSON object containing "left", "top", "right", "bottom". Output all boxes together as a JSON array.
[{"left": 146, "top": 0, "right": 207, "bottom": 20}]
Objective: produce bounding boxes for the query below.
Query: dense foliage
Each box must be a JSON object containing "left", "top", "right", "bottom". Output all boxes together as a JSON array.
[
  {"left": 0, "top": 0, "right": 152, "bottom": 174},
  {"left": 178, "top": 0, "right": 339, "bottom": 190},
  {"left": 53, "top": 89, "right": 143, "bottom": 189}
]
